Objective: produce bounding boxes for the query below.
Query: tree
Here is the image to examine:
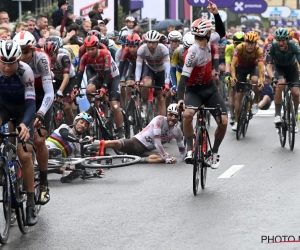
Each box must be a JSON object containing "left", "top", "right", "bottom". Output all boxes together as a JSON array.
[{"left": 118, "top": 5, "right": 126, "bottom": 31}]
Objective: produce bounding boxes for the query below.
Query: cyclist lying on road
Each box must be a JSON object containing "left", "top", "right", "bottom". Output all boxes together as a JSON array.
[
  {"left": 102, "top": 104, "right": 186, "bottom": 164},
  {"left": 46, "top": 112, "right": 103, "bottom": 183}
]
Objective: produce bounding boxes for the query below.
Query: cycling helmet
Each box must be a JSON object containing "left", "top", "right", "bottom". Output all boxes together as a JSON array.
[
  {"left": 183, "top": 32, "right": 195, "bottom": 49},
  {"left": 75, "top": 16, "right": 85, "bottom": 26},
  {"left": 287, "top": 28, "right": 294, "bottom": 37},
  {"left": 191, "top": 18, "right": 212, "bottom": 37},
  {"left": 13, "top": 31, "right": 36, "bottom": 50},
  {"left": 126, "top": 33, "right": 140, "bottom": 45},
  {"left": 218, "top": 37, "right": 229, "bottom": 46},
  {"left": 145, "top": 30, "right": 160, "bottom": 42},
  {"left": 244, "top": 31, "right": 258, "bottom": 42},
  {"left": 45, "top": 36, "right": 63, "bottom": 48},
  {"left": 44, "top": 41, "right": 59, "bottom": 55},
  {"left": 100, "top": 35, "right": 109, "bottom": 48},
  {"left": 107, "top": 31, "right": 115, "bottom": 39},
  {"left": 274, "top": 28, "right": 289, "bottom": 40},
  {"left": 87, "top": 30, "right": 101, "bottom": 40},
  {"left": 125, "top": 16, "right": 135, "bottom": 22},
  {"left": 74, "top": 112, "right": 93, "bottom": 125},
  {"left": 167, "top": 104, "right": 178, "bottom": 116},
  {"left": 267, "top": 35, "right": 274, "bottom": 41},
  {"left": 118, "top": 34, "right": 128, "bottom": 45},
  {"left": 168, "top": 30, "right": 182, "bottom": 42},
  {"left": 211, "top": 20, "right": 215, "bottom": 30},
  {"left": 233, "top": 31, "right": 245, "bottom": 43},
  {"left": 0, "top": 40, "right": 22, "bottom": 63},
  {"left": 113, "top": 30, "right": 119, "bottom": 38},
  {"left": 108, "top": 39, "right": 115, "bottom": 47},
  {"left": 84, "top": 35, "right": 99, "bottom": 47},
  {"left": 159, "top": 34, "right": 168, "bottom": 44}
]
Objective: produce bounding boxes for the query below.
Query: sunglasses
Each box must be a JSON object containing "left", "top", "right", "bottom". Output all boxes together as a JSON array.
[{"left": 0, "top": 56, "right": 17, "bottom": 63}]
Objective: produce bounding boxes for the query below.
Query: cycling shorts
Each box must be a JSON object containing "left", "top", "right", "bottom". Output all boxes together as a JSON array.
[
  {"left": 89, "top": 75, "right": 121, "bottom": 102},
  {"left": 53, "top": 77, "right": 76, "bottom": 103},
  {"left": 120, "top": 137, "right": 151, "bottom": 156},
  {"left": 236, "top": 65, "right": 258, "bottom": 93},
  {"left": 142, "top": 64, "right": 165, "bottom": 88},
  {"left": 274, "top": 63, "right": 299, "bottom": 83}
]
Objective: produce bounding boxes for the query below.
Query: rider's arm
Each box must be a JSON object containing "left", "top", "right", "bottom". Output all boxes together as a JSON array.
[
  {"left": 58, "top": 55, "right": 71, "bottom": 94},
  {"left": 265, "top": 43, "right": 275, "bottom": 78},
  {"left": 75, "top": 53, "right": 87, "bottom": 86},
  {"left": 230, "top": 54, "right": 238, "bottom": 79},
  {"left": 293, "top": 42, "right": 300, "bottom": 64},
  {"left": 36, "top": 55, "right": 54, "bottom": 115},
  {"left": 135, "top": 48, "right": 144, "bottom": 82},
  {"left": 22, "top": 73, "right": 36, "bottom": 127},
  {"left": 170, "top": 49, "right": 179, "bottom": 88},
  {"left": 211, "top": 44, "right": 219, "bottom": 72},
  {"left": 103, "top": 51, "right": 111, "bottom": 85},
  {"left": 225, "top": 44, "right": 233, "bottom": 72},
  {"left": 118, "top": 49, "right": 128, "bottom": 77},
  {"left": 59, "top": 128, "right": 80, "bottom": 142},
  {"left": 175, "top": 130, "right": 186, "bottom": 160},
  {"left": 178, "top": 49, "right": 196, "bottom": 100},
  {"left": 163, "top": 54, "right": 171, "bottom": 84},
  {"left": 153, "top": 123, "right": 168, "bottom": 160},
  {"left": 214, "top": 13, "right": 226, "bottom": 38}
]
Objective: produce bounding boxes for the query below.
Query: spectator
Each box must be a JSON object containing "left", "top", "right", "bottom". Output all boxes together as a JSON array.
[
  {"left": 67, "top": 23, "right": 83, "bottom": 46},
  {"left": 100, "top": 25, "right": 107, "bottom": 36},
  {"left": 165, "top": 25, "right": 175, "bottom": 36},
  {"left": 98, "top": 20, "right": 106, "bottom": 28},
  {"left": 119, "top": 16, "right": 136, "bottom": 37},
  {"left": 0, "top": 12, "right": 9, "bottom": 25},
  {"left": 24, "top": 16, "right": 36, "bottom": 34},
  {"left": 11, "top": 22, "right": 28, "bottom": 38},
  {"left": 0, "top": 28, "right": 9, "bottom": 40},
  {"left": 90, "top": 19, "right": 98, "bottom": 29},
  {"left": 52, "top": 0, "right": 74, "bottom": 38},
  {"left": 88, "top": 2, "right": 111, "bottom": 25},
  {"left": 0, "top": 25, "right": 11, "bottom": 39},
  {"left": 91, "top": 26, "right": 101, "bottom": 32},
  {"left": 32, "top": 14, "right": 48, "bottom": 48},
  {"left": 78, "top": 20, "right": 91, "bottom": 39}
]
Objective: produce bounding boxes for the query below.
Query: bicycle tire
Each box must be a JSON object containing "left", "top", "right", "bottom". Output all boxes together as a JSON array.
[
  {"left": 279, "top": 104, "right": 287, "bottom": 147},
  {"left": 288, "top": 100, "right": 295, "bottom": 150},
  {"left": 243, "top": 98, "right": 252, "bottom": 137},
  {"left": 126, "top": 99, "right": 142, "bottom": 135},
  {"left": 193, "top": 128, "right": 202, "bottom": 195},
  {"left": 146, "top": 102, "right": 154, "bottom": 125},
  {"left": 32, "top": 150, "right": 41, "bottom": 215},
  {"left": 121, "top": 108, "right": 131, "bottom": 139},
  {"left": 236, "top": 95, "right": 247, "bottom": 140},
  {"left": 0, "top": 167, "right": 11, "bottom": 244},
  {"left": 206, "top": 111, "right": 211, "bottom": 127},
  {"left": 201, "top": 129, "right": 208, "bottom": 190},
  {"left": 81, "top": 155, "right": 141, "bottom": 169}
]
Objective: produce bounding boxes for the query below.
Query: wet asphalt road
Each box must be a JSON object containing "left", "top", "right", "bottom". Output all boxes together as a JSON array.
[{"left": 2, "top": 112, "right": 300, "bottom": 250}]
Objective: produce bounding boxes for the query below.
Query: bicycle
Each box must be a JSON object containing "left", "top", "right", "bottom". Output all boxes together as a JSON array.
[
  {"left": 180, "top": 103, "right": 222, "bottom": 195},
  {"left": 47, "top": 139, "right": 141, "bottom": 181},
  {"left": 0, "top": 127, "right": 41, "bottom": 243},
  {"left": 276, "top": 82, "right": 299, "bottom": 150},
  {"left": 236, "top": 81, "right": 256, "bottom": 141}
]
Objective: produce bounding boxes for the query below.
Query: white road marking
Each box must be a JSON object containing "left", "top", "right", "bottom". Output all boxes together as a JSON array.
[{"left": 218, "top": 165, "right": 244, "bottom": 178}]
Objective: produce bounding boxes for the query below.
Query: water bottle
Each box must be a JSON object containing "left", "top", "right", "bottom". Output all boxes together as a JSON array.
[{"left": 9, "top": 161, "right": 16, "bottom": 183}]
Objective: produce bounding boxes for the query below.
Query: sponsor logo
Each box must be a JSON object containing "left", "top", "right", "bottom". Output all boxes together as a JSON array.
[
  {"left": 186, "top": 52, "right": 196, "bottom": 67},
  {"left": 26, "top": 78, "right": 34, "bottom": 87},
  {"left": 41, "top": 58, "right": 50, "bottom": 73}
]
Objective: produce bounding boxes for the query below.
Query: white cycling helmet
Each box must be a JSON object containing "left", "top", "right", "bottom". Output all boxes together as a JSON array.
[
  {"left": 167, "top": 104, "right": 178, "bottom": 116},
  {"left": 125, "top": 16, "right": 135, "bottom": 22},
  {"left": 183, "top": 32, "right": 195, "bottom": 49},
  {"left": 108, "top": 39, "right": 115, "bottom": 47},
  {"left": 145, "top": 30, "right": 160, "bottom": 42},
  {"left": 74, "top": 112, "right": 93, "bottom": 125},
  {"left": 191, "top": 18, "right": 212, "bottom": 37},
  {"left": 13, "top": 31, "right": 36, "bottom": 50},
  {"left": 0, "top": 40, "right": 22, "bottom": 63},
  {"left": 168, "top": 30, "right": 182, "bottom": 41}
]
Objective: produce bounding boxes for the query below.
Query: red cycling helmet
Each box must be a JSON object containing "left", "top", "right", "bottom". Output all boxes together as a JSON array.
[
  {"left": 267, "top": 35, "right": 274, "bottom": 41},
  {"left": 84, "top": 35, "right": 99, "bottom": 47},
  {"left": 44, "top": 41, "right": 59, "bottom": 55},
  {"left": 126, "top": 33, "right": 140, "bottom": 45}
]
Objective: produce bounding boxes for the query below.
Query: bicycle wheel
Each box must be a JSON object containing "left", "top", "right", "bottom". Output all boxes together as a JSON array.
[
  {"left": 193, "top": 128, "right": 202, "bottom": 195},
  {"left": 15, "top": 201, "right": 28, "bottom": 234},
  {"left": 32, "top": 150, "right": 41, "bottom": 215},
  {"left": 121, "top": 108, "right": 131, "bottom": 139},
  {"left": 201, "top": 130, "right": 208, "bottom": 190},
  {"left": 81, "top": 155, "right": 141, "bottom": 169},
  {"left": 0, "top": 163, "right": 11, "bottom": 244},
  {"left": 288, "top": 100, "right": 295, "bottom": 150},
  {"left": 236, "top": 95, "right": 247, "bottom": 140},
  {"left": 206, "top": 111, "right": 211, "bottom": 127},
  {"left": 243, "top": 98, "right": 252, "bottom": 137},
  {"left": 126, "top": 99, "right": 142, "bottom": 135},
  {"left": 146, "top": 102, "right": 154, "bottom": 125}
]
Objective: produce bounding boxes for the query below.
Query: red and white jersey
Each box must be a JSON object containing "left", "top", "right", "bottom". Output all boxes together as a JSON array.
[
  {"left": 79, "top": 49, "right": 119, "bottom": 78},
  {"left": 136, "top": 43, "right": 170, "bottom": 72},
  {"left": 135, "top": 116, "right": 185, "bottom": 158},
  {"left": 181, "top": 32, "right": 220, "bottom": 86},
  {"left": 120, "top": 46, "right": 137, "bottom": 66},
  {"left": 52, "top": 53, "right": 76, "bottom": 80}
]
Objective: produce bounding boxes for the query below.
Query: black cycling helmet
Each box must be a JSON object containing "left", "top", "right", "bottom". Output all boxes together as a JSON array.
[
  {"left": 87, "top": 30, "right": 101, "bottom": 41},
  {"left": 100, "top": 35, "right": 109, "bottom": 48}
]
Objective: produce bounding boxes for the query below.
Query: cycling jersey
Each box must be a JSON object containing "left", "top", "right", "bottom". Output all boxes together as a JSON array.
[
  {"left": 170, "top": 46, "right": 186, "bottom": 87},
  {"left": 28, "top": 49, "right": 54, "bottom": 115},
  {"left": 119, "top": 46, "right": 137, "bottom": 77},
  {"left": 167, "top": 44, "right": 182, "bottom": 62},
  {"left": 233, "top": 43, "right": 264, "bottom": 67},
  {"left": 59, "top": 48, "right": 72, "bottom": 61},
  {"left": 135, "top": 115, "right": 185, "bottom": 160},
  {"left": 135, "top": 43, "right": 170, "bottom": 83},
  {"left": 180, "top": 32, "right": 220, "bottom": 88},
  {"left": 46, "top": 124, "right": 80, "bottom": 158},
  {"left": 265, "top": 40, "right": 300, "bottom": 66},
  {"left": 78, "top": 44, "right": 107, "bottom": 59},
  {"left": 52, "top": 53, "right": 76, "bottom": 80},
  {"left": 0, "top": 61, "right": 36, "bottom": 127}
]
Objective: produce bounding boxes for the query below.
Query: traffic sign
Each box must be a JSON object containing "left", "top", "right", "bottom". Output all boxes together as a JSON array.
[
  {"left": 198, "top": 9, "right": 211, "bottom": 20},
  {"left": 230, "top": 0, "right": 267, "bottom": 14}
]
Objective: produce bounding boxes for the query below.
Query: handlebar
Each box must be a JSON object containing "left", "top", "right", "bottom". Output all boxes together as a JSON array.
[
  {"left": 0, "top": 126, "right": 28, "bottom": 152},
  {"left": 184, "top": 104, "right": 223, "bottom": 124}
]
